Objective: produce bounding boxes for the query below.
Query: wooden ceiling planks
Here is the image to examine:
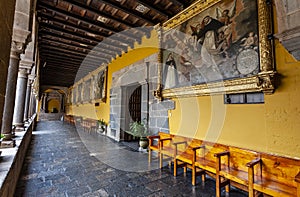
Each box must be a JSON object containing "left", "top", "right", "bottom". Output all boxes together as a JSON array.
[{"left": 37, "top": 0, "right": 194, "bottom": 87}]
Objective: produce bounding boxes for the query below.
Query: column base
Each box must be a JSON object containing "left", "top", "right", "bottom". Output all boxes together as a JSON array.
[
  {"left": 0, "top": 140, "right": 16, "bottom": 148},
  {"left": 14, "top": 123, "right": 25, "bottom": 131}
]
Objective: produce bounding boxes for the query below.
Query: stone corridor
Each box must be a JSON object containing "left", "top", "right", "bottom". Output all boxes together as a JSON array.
[{"left": 14, "top": 121, "right": 247, "bottom": 197}]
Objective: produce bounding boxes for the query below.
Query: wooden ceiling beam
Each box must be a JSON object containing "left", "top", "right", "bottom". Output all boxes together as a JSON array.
[
  {"left": 60, "top": 0, "right": 143, "bottom": 29},
  {"left": 40, "top": 38, "right": 113, "bottom": 60},
  {"left": 40, "top": 36, "right": 117, "bottom": 56},
  {"left": 40, "top": 24, "right": 128, "bottom": 51},
  {"left": 41, "top": 54, "right": 97, "bottom": 66},
  {"left": 39, "top": 22, "right": 134, "bottom": 50},
  {"left": 167, "top": 0, "right": 184, "bottom": 7},
  {"left": 38, "top": 13, "right": 136, "bottom": 47},
  {"left": 40, "top": 28, "right": 125, "bottom": 53},
  {"left": 39, "top": 44, "right": 111, "bottom": 62},
  {"left": 40, "top": 50, "right": 101, "bottom": 65},
  {"left": 135, "top": 0, "right": 170, "bottom": 19},
  {"left": 37, "top": 2, "right": 144, "bottom": 42},
  {"left": 66, "top": 0, "right": 155, "bottom": 25},
  {"left": 43, "top": 59, "right": 97, "bottom": 70},
  {"left": 39, "top": 46, "right": 111, "bottom": 63}
]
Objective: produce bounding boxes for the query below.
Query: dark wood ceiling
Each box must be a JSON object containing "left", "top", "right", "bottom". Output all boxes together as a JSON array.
[{"left": 37, "top": 0, "right": 196, "bottom": 87}]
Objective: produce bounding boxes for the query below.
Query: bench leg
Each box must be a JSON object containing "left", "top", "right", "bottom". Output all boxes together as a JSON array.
[
  {"left": 297, "top": 182, "right": 300, "bottom": 197},
  {"left": 202, "top": 173, "right": 206, "bottom": 182},
  {"left": 174, "top": 158, "right": 177, "bottom": 176},
  {"left": 148, "top": 149, "right": 152, "bottom": 163},
  {"left": 216, "top": 174, "right": 221, "bottom": 197},
  {"left": 159, "top": 153, "right": 163, "bottom": 169}
]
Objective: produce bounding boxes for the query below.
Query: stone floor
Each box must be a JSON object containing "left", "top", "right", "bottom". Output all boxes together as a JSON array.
[{"left": 14, "top": 121, "right": 247, "bottom": 197}]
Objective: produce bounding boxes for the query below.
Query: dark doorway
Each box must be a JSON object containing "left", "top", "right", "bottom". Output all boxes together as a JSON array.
[{"left": 121, "top": 84, "right": 142, "bottom": 141}]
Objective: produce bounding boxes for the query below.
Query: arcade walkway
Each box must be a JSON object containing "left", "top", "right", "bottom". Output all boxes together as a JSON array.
[{"left": 14, "top": 121, "right": 247, "bottom": 197}]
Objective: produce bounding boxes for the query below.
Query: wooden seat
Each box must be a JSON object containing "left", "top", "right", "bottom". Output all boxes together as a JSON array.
[
  {"left": 147, "top": 132, "right": 174, "bottom": 168},
  {"left": 249, "top": 153, "right": 300, "bottom": 197},
  {"left": 215, "top": 147, "right": 260, "bottom": 197},
  {"left": 148, "top": 132, "right": 300, "bottom": 197}
]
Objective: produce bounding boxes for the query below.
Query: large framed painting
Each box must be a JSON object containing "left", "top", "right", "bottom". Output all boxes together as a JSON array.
[
  {"left": 83, "top": 79, "right": 91, "bottom": 102},
  {"left": 94, "top": 67, "right": 107, "bottom": 102},
  {"left": 77, "top": 83, "right": 83, "bottom": 103},
  {"left": 155, "top": 0, "right": 276, "bottom": 99}
]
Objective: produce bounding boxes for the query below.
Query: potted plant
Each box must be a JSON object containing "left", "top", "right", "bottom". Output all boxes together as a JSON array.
[
  {"left": 126, "top": 120, "right": 150, "bottom": 150},
  {"left": 97, "top": 119, "right": 107, "bottom": 134}
]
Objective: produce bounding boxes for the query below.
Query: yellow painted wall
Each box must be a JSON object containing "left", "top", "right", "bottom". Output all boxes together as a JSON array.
[
  {"left": 169, "top": 43, "right": 300, "bottom": 159},
  {"left": 48, "top": 99, "right": 60, "bottom": 112},
  {"left": 68, "top": 30, "right": 159, "bottom": 125}
]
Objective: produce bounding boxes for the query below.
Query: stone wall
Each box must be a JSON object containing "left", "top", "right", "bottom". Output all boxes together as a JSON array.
[
  {"left": 0, "top": 114, "right": 36, "bottom": 197},
  {"left": 108, "top": 53, "right": 175, "bottom": 141}
]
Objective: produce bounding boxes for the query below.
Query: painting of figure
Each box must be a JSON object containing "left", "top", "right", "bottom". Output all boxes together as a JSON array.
[
  {"left": 94, "top": 68, "right": 107, "bottom": 101},
  {"left": 162, "top": 0, "right": 259, "bottom": 89}
]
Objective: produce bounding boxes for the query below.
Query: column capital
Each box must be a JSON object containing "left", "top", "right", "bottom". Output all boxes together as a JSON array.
[
  {"left": 10, "top": 41, "right": 26, "bottom": 60},
  {"left": 19, "top": 58, "right": 34, "bottom": 71},
  {"left": 18, "top": 68, "right": 30, "bottom": 79},
  {"left": 10, "top": 28, "right": 31, "bottom": 60}
]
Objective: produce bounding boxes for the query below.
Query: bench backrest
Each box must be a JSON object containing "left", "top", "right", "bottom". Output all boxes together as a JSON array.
[
  {"left": 228, "top": 146, "right": 260, "bottom": 173},
  {"left": 158, "top": 132, "right": 174, "bottom": 147},
  {"left": 201, "top": 142, "right": 229, "bottom": 164},
  {"left": 260, "top": 153, "right": 300, "bottom": 187}
]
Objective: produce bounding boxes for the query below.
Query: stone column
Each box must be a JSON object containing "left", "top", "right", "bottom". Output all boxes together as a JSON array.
[
  {"left": 1, "top": 0, "right": 32, "bottom": 145},
  {"left": 1, "top": 40, "right": 28, "bottom": 142},
  {"left": 13, "top": 67, "right": 31, "bottom": 130},
  {"left": 0, "top": 0, "right": 17, "bottom": 135},
  {"left": 60, "top": 94, "right": 64, "bottom": 113},
  {"left": 23, "top": 75, "right": 34, "bottom": 122}
]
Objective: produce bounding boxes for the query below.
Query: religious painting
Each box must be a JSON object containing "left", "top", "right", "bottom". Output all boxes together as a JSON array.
[
  {"left": 83, "top": 79, "right": 91, "bottom": 102},
  {"left": 77, "top": 83, "right": 83, "bottom": 103},
  {"left": 156, "top": 0, "right": 276, "bottom": 99},
  {"left": 94, "top": 67, "right": 107, "bottom": 102}
]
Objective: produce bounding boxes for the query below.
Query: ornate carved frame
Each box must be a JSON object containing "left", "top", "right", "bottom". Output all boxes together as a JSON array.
[{"left": 155, "top": 0, "right": 276, "bottom": 99}]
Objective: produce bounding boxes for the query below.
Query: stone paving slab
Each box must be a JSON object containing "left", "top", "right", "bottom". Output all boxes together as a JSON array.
[{"left": 15, "top": 121, "right": 247, "bottom": 197}]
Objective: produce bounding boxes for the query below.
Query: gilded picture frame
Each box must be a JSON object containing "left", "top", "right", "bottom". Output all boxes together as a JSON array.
[{"left": 155, "top": 0, "right": 276, "bottom": 99}]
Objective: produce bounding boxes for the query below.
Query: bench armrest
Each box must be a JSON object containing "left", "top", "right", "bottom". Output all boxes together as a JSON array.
[
  {"left": 159, "top": 138, "right": 173, "bottom": 149},
  {"left": 295, "top": 171, "right": 300, "bottom": 183},
  {"left": 147, "top": 135, "right": 160, "bottom": 140},
  {"left": 214, "top": 151, "right": 230, "bottom": 158},
  {"left": 172, "top": 141, "right": 188, "bottom": 146},
  {"left": 160, "top": 137, "right": 172, "bottom": 142},
  {"left": 246, "top": 158, "right": 261, "bottom": 168},
  {"left": 192, "top": 145, "right": 205, "bottom": 151}
]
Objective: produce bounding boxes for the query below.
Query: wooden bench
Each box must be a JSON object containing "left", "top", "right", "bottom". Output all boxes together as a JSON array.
[
  {"left": 64, "top": 115, "right": 75, "bottom": 125},
  {"left": 160, "top": 132, "right": 300, "bottom": 197},
  {"left": 215, "top": 146, "right": 260, "bottom": 197},
  {"left": 174, "top": 140, "right": 229, "bottom": 186},
  {"left": 81, "top": 118, "right": 98, "bottom": 133},
  {"left": 147, "top": 132, "right": 174, "bottom": 168},
  {"left": 249, "top": 153, "right": 300, "bottom": 197}
]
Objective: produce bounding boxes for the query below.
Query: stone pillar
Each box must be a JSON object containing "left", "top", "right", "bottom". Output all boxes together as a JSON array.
[
  {"left": 60, "top": 94, "right": 64, "bottom": 113},
  {"left": 0, "top": 0, "right": 17, "bottom": 134},
  {"left": 1, "top": 40, "right": 28, "bottom": 142},
  {"left": 41, "top": 93, "right": 48, "bottom": 113},
  {"left": 23, "top": 75, "right": 34, "bottom": 122},
  {"left": 13, "top": 67, "right": 30, "bottom": 130},
  {"left": 1, "top": 0, "right": 33, "bottom": 145}
]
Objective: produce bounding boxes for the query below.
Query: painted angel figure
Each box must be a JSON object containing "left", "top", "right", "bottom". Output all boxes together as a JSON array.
[
  {"left": 216, "top": 0, "right": 237, "bottom": 25},
  {"left": 215, "top": 0, "right": 238, "bottom": 51},
  {"left": 240, "top": 32, "right": 258, "bottom": 50}
]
